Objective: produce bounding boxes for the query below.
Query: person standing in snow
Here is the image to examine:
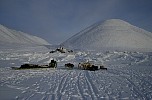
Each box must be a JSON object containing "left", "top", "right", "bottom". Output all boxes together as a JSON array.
[{"left": 49, "top": 59, "right": 57, "bottom": 68}]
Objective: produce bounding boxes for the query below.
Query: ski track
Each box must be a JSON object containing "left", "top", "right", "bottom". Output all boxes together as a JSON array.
[
  {"left": 107, "top": 68, "right": 152, "bottom": 99},
  {"left": 0, "top": 51, "right": 152, "bottom": 99},
  {"left": 1, "top": 67, "right": 152, "bottom": 100}
]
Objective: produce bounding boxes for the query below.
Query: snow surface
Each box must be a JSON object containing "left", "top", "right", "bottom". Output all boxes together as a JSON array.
[
  {"left": 1, "top": 19, "right": 152, "bottom": 99},
  {"left": 0, "top": 49, "right": 152, "bottom": 100},
  {"left": 62, "top": 19, "right": 152, "bottom": 51},
  {"left": 0, "top": 24, "right": 50, "bottom": 47}
]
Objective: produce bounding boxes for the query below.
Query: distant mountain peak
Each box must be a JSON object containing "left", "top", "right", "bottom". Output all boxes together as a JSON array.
[
  {"left": 0, "top": 24, "right": 50, "bottom": 48},
  {"left": 62, "top": 19, "right": 152, "bottom": 51},
  {"left": 101, "top": 19, "right": 131, "bottom": 26}
]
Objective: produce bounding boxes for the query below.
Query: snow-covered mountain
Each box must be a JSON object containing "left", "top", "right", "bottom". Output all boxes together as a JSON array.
[
  {"left": 0, "top": 24, "right": 50, "bottom": 47},
  {"left": 62, "top": 19, "right": 152, "bottom": 51}
]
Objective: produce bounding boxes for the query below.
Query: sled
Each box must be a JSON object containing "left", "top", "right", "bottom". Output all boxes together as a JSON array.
[
  {"left": 11, "top": 62, "right": 57, "bottom": 70},
  {"left": 78, "top": 62, "right": 107, "bottom": 71},
  {"left": 99, "top": 65, "right": 107, "bottom": 70},
  {"left": 65, "top": 63, "right": 74, "bottom": 69}
]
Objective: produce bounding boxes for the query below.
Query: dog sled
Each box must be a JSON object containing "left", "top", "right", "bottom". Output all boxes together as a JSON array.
[
  {"left": 78, "top": 62, "right": 107, "bottom": 71},
  {"left": 12, "top": 60, "right": 57, "bottom": 70}
]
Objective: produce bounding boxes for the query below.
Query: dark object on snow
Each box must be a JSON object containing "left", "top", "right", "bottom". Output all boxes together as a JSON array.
[
  {"left": 89, "top": 65, "right": 107, "bottom": 71},
  {"left": 78, "top": 62, "right": 92, "bottom": 70},
  {"left": 89, "top": 65, "right": 98, "bottom": 71},
  {"left": 11, "top": 64, "right": 50, "bottom": 69},
  {"left": 50, "top": 47, "right": 73, "bottom": 53},
  {"left": 100, "top": 65, "right": 107, "bottom": 70},
  {"left": 85, "top": 65, "right": 98, "bottom": 71},
  {"left": 50, "top": 50, "right": 56, "bottom": 53},
  {"left": 49, "top": 60, "right": 57, "bottom": 68},
  {"left": 65, "top": 63, "right": 74, "bottom": 68},
  {"left": 49, "top": 49, "right": 65, "bottom": 53},
  {"left": 78, "top": 62, "right": 98, "bottom": 71},
  {"left": 78, "top": 62, "right": 107, "bottom": 71},
  {"left": 11, "top": 67, "right": 20, "bottom": 70},
  {"left": 12, "top": 60, "right": 58, "bottom": 70},
  {"left": 56, "top": 48, "right": 65, "bottom": 53},
  {"left": 68, "top": 50, "right": 73, "bottom": 53},
  {"left": 20, "top": 64, "right": 39, "bottom": 69}
]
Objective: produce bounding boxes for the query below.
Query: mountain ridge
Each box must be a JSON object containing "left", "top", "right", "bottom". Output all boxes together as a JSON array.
[{"left": 0, "top": 24, "right": 50, "bottom": 46}]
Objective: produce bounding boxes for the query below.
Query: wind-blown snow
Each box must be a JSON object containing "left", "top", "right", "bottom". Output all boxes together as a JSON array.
[
  {"left": 1, "top": 19, "right": 152, "bottom": 99},
  {"left": 0, "top": 49, "right": 152, "bottom": 99},
  {"left": 0, "top": 24, "right": 50, "bottom": 48},
  {"left": 62, "top": 19, "right": 152, "bottom": 51}
]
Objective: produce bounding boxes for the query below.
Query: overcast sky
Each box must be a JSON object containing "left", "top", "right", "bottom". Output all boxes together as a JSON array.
[{"left": 0, "top": 0, "right": 152, "bottom": 44}]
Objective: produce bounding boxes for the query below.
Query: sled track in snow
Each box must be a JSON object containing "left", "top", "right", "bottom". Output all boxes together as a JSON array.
[
  {"left": 1, "top": 67, "right": 152, "bottom": 100},
  {"left": 107, "top": 68, "right": 152, "bottom": 99},
  {"left": 46, "top": 70, "right": 102, "bottom": 100},
  {"left": 55, "top": 70, "right": 72, "bottom": 100},
  {"left": 85, "top": 71, "right": 98, "bottom": 100}
]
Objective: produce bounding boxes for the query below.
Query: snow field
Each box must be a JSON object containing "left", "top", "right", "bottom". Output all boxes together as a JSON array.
[
  {"left": 0, "top": 50, "right": 152, "bottom": 99},
  {"left": 1, "top": 66, "right": 152, "bottom": 99}
]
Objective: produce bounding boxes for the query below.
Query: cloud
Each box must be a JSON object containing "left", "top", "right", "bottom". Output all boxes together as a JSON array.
[{"left": 0, "top": 0, "right": 152, "bottom": 44}]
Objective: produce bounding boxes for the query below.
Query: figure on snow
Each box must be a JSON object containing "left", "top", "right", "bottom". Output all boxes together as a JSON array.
[{"left": 49, "top": 59, "right": 57, "bottom": 68}]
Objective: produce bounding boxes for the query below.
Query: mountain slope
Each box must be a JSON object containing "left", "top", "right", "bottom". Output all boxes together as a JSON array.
[
  {"left": 62, "top": 19, "right": 152, "bottom": 51},
  {"left": 0, "top": 24, "right": 50, "bottom": 46}
]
